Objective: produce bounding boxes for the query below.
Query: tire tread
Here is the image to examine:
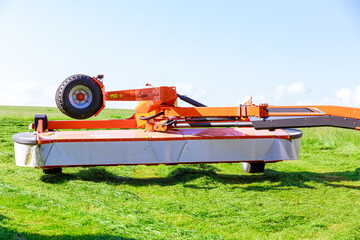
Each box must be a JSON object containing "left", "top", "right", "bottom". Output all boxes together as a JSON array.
[{"left": 55, "top": 74, "right": 103, "bottom": 119}]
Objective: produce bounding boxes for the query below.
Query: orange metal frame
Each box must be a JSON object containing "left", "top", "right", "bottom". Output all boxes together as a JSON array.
[{"left": 34, "top": 81, "right": 360, "bottom": 133}]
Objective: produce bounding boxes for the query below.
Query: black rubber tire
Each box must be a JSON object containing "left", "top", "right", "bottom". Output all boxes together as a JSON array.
[
  {"left": 241, "top": 162, "right": 265, "bottom": 173},
  {"left": 56, "top": 74, "right": 103, "bottom": 119},
  {"left": 43, "top": 167, "right": 62, "bottom": 175}
]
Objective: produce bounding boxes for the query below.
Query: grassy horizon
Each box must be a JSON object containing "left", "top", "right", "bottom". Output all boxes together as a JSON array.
[{"left": 0, "top": 106, "right": 360, "bottom": 239}]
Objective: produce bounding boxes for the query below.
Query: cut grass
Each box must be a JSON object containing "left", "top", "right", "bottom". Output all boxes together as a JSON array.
[{"left": 0, "top": 106, "right": 360, "bottom": 239}]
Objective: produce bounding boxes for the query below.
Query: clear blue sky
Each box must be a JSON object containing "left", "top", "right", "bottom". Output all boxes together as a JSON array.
[{"left": 0, "top": 0, "right": 359, "bottom": 109}]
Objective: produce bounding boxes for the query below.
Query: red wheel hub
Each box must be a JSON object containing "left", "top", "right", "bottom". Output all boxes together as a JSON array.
[{"left": 76, "top": 92, "right": 85, "bottom": 101}]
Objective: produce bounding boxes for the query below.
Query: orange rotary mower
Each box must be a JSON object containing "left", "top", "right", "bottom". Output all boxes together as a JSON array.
[{"left": 12, "top": 74, "right": 360, "bottom": 174}]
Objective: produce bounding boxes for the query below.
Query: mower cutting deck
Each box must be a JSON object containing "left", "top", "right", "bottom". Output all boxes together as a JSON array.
[
  {"left": 13, "top": 127, "right": 302, "bottom": 171},
  {"left": 12, "top": 74, "right": 360, "bottom": 174}
]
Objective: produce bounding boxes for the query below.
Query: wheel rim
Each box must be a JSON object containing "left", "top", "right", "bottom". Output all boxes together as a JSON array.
[{"left": 69, "top": 85, "right": 93, "bottom": 109}]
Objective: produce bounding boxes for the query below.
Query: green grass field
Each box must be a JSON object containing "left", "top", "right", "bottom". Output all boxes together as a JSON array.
[{"left": 0, "top": 106, "right": 360, "bottom": 239}]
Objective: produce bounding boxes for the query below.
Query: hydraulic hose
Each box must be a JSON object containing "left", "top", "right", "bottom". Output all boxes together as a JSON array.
[{"left": 139, "top": 111, "right": 165, "bottom": 120}]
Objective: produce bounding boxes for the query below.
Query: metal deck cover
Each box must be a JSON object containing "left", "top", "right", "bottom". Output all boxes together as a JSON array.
[
  {"left": 12, "top": 132, "right": 37, "bottom": 145},
  {"left": 36, "top": 128, "right": 300, "bottom": 144}
]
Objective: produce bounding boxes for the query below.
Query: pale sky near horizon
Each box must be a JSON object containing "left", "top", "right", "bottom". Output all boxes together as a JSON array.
[{"left": 0, "top": 0, "right": 359, "bottom": 109}]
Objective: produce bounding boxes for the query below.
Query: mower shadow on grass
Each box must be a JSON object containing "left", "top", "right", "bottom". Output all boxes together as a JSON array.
[{"left": 40, "top": 166, "right": 360, "bottom": 191}]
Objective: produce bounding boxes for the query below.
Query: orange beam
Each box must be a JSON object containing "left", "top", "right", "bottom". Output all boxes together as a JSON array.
[
  {"left": 43, "top": 105, "right": 360, "bottom": 131},
  {"left": 162, "top": 106, "right": 274, "bottom": 118},
  {"left": 162, "top": 105, "right": 360, "bottom": 119},
  {"left": 289, "top": 105, "right": 360, "bottom": 119},
  {"left": 105, "top": 86, "right": 177, "bottom": 104},
  {"left": 47, "top": 119, "right": 138, "bottom": 130},
  {"left": 162, "top": 107, "right": 240, "bottom": 118}
]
